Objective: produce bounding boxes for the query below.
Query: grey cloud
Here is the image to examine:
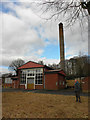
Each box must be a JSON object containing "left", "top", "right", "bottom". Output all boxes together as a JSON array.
[{"left": 0, "top": 1, "right": 88, "bottom": 74}]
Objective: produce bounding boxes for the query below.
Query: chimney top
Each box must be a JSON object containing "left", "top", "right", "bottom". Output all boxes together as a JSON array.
[{"left": 59, "top": 23, "right": 63, "bottom": 28}]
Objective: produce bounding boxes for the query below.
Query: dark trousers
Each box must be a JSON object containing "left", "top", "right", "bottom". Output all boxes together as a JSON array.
[{"left": 75, "top": 91, "right": 81, "bottom": 102}]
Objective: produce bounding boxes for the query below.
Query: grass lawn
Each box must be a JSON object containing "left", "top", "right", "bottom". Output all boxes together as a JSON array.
[{"left": 2, "top": 92, "right": 88, "bottom": 118}]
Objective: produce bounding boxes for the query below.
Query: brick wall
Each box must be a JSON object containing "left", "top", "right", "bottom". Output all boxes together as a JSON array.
[
  {"left": 35, "top": 85, "right": 43, "bottom": 89},
  {"left": 3, "top": 83, "right": 12, "bottom": 88},
  {"left": 20, "top": 85, "right": 25, "bottom": 89},
  {"left": 58, "top": 75, "right": 66, "bottom": 89},
  {"left": 3, "top": 80, "right": 20, "bottom": 88},
  {"left": 45, "top": 73, "right": 58, "bottom": 90},
  {"left": 82, "top": 76, "right": 90, "bottom": 92},
  {"left": 18, "top": 70, "right": 21, "bottom": 85},
  {"left": 12, "top": 80, "right": 20, "bottom": 88}
]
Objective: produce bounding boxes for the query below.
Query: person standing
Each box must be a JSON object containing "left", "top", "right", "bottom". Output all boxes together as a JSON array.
[{"left": 74, "top": 80, "right": 81, "bottom": 103}]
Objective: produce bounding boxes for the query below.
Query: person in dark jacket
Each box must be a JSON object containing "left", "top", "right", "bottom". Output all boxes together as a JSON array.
[{"left": 74, "top": 80, "right": 81, "bottom": 102}]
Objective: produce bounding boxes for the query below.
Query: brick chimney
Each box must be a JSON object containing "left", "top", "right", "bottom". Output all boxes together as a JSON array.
[{"left": 59, "top": 23, "right": 65, "bottom": 71}]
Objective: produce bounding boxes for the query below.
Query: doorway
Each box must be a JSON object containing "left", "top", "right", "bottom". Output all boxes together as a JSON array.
[{"left": 26, "top": 76, "right": 35, "bottom": 89}]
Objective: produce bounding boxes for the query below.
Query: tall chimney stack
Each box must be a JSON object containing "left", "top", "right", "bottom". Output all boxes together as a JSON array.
[{"left": 59, "top": 23, "right": 65, "bottom": 71}]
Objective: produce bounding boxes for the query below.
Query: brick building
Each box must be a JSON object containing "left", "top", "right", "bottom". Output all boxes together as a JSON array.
[
  {"left": 3, "top": 61, "right": 66, "bottom": 90},
  {"left": 82, "top": 76, "right": 90, "bottom": 92},
  {"left": 45, "top": 70, "right": 66, "bottom": 90},
  {"left": 13, "top": 61, "right": 66, "bottom": 90},
  {"left": 3, "top": 61, "right": 89, "bottom": 91}
]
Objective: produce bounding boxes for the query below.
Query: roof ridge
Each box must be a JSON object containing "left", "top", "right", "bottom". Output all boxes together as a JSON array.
[
  {"left": 18, "top": 61, "right": 45, "bottom": 69},
  {"left": 29, "top": 61, "right": 45, "bottom": 66},
  {"left": 49, "top": 69, "right": 62, "bottom": 71}
]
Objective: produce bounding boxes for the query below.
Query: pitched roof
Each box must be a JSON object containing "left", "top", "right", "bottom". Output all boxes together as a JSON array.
[
  {"left": 59, "top": 70, "right": 66, "bottom": 76},
  {"left": 45, "top": 69, "right": 66, "bottom": 76},
  {"left": 11, "top": 76, "right": 18, "bottom": 80},
  {"left": 18, "top": 61, "right": 45, "bottom": 69}
]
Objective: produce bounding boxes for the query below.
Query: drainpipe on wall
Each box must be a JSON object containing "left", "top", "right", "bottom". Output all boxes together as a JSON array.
[{"left": 44, "top": 68, "right": 45, "bottom": 89}]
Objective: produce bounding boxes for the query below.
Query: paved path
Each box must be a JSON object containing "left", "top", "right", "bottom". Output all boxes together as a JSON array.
[{"left": 2, "top": 88, "right": 89, "bottom": 97}]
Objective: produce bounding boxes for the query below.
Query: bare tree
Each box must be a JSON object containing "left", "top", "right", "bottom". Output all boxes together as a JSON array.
[
  {"left": 38, "top": 60, "right": 44, "bottom": 65},
  {"left": 48, "top": 63, "right": 60, "bottom": 69},
  {"left": 8, "top": 59, "right": 25, "bottom": 75},
  {"left": 65, "top": 55, "right": 89, "bottom": 80},
  {"left": 81, "top": 1, "right": 90, "bottom": 15},
  {"left": 33, "top": 0, "right": 90, "bottom": 26}
]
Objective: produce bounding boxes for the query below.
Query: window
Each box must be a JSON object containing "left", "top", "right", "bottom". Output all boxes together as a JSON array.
[
  {"left": 5, "top": 78, "right": 12, "bottom": 84},
  {"left": 20, "top": 68, "right": 43, "bottom": 85},
  {"left": 56, "top": 82, "right": 58, "bottom": 86},
  {"left": 35, "top": 73, "right": 43, "bottom": 85},
  {"left": 20, "top": 70, "right": 26, "bottom": 84},
  {"left": 59, "top": 81, "right": 61, "bottom": 85},
  {"left": 35, "top": 80, "right": 38, "bottom": 84},
  {"left": 63, "top": 81, "right": 65, "bottom": 85}
]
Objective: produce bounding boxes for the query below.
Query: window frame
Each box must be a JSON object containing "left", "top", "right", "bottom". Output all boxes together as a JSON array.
[{"left": 20, "top": 68, "right": 43, "bottom": 85}]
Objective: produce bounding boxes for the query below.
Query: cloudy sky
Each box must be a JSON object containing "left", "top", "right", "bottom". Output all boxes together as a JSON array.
[{"left": 0, "top": 0, "right": 88, "bottom": 74}]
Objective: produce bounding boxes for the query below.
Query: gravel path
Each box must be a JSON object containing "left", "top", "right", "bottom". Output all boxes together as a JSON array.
[{"left": 2, "top": 88, "right": 89, "bottom": 96}]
